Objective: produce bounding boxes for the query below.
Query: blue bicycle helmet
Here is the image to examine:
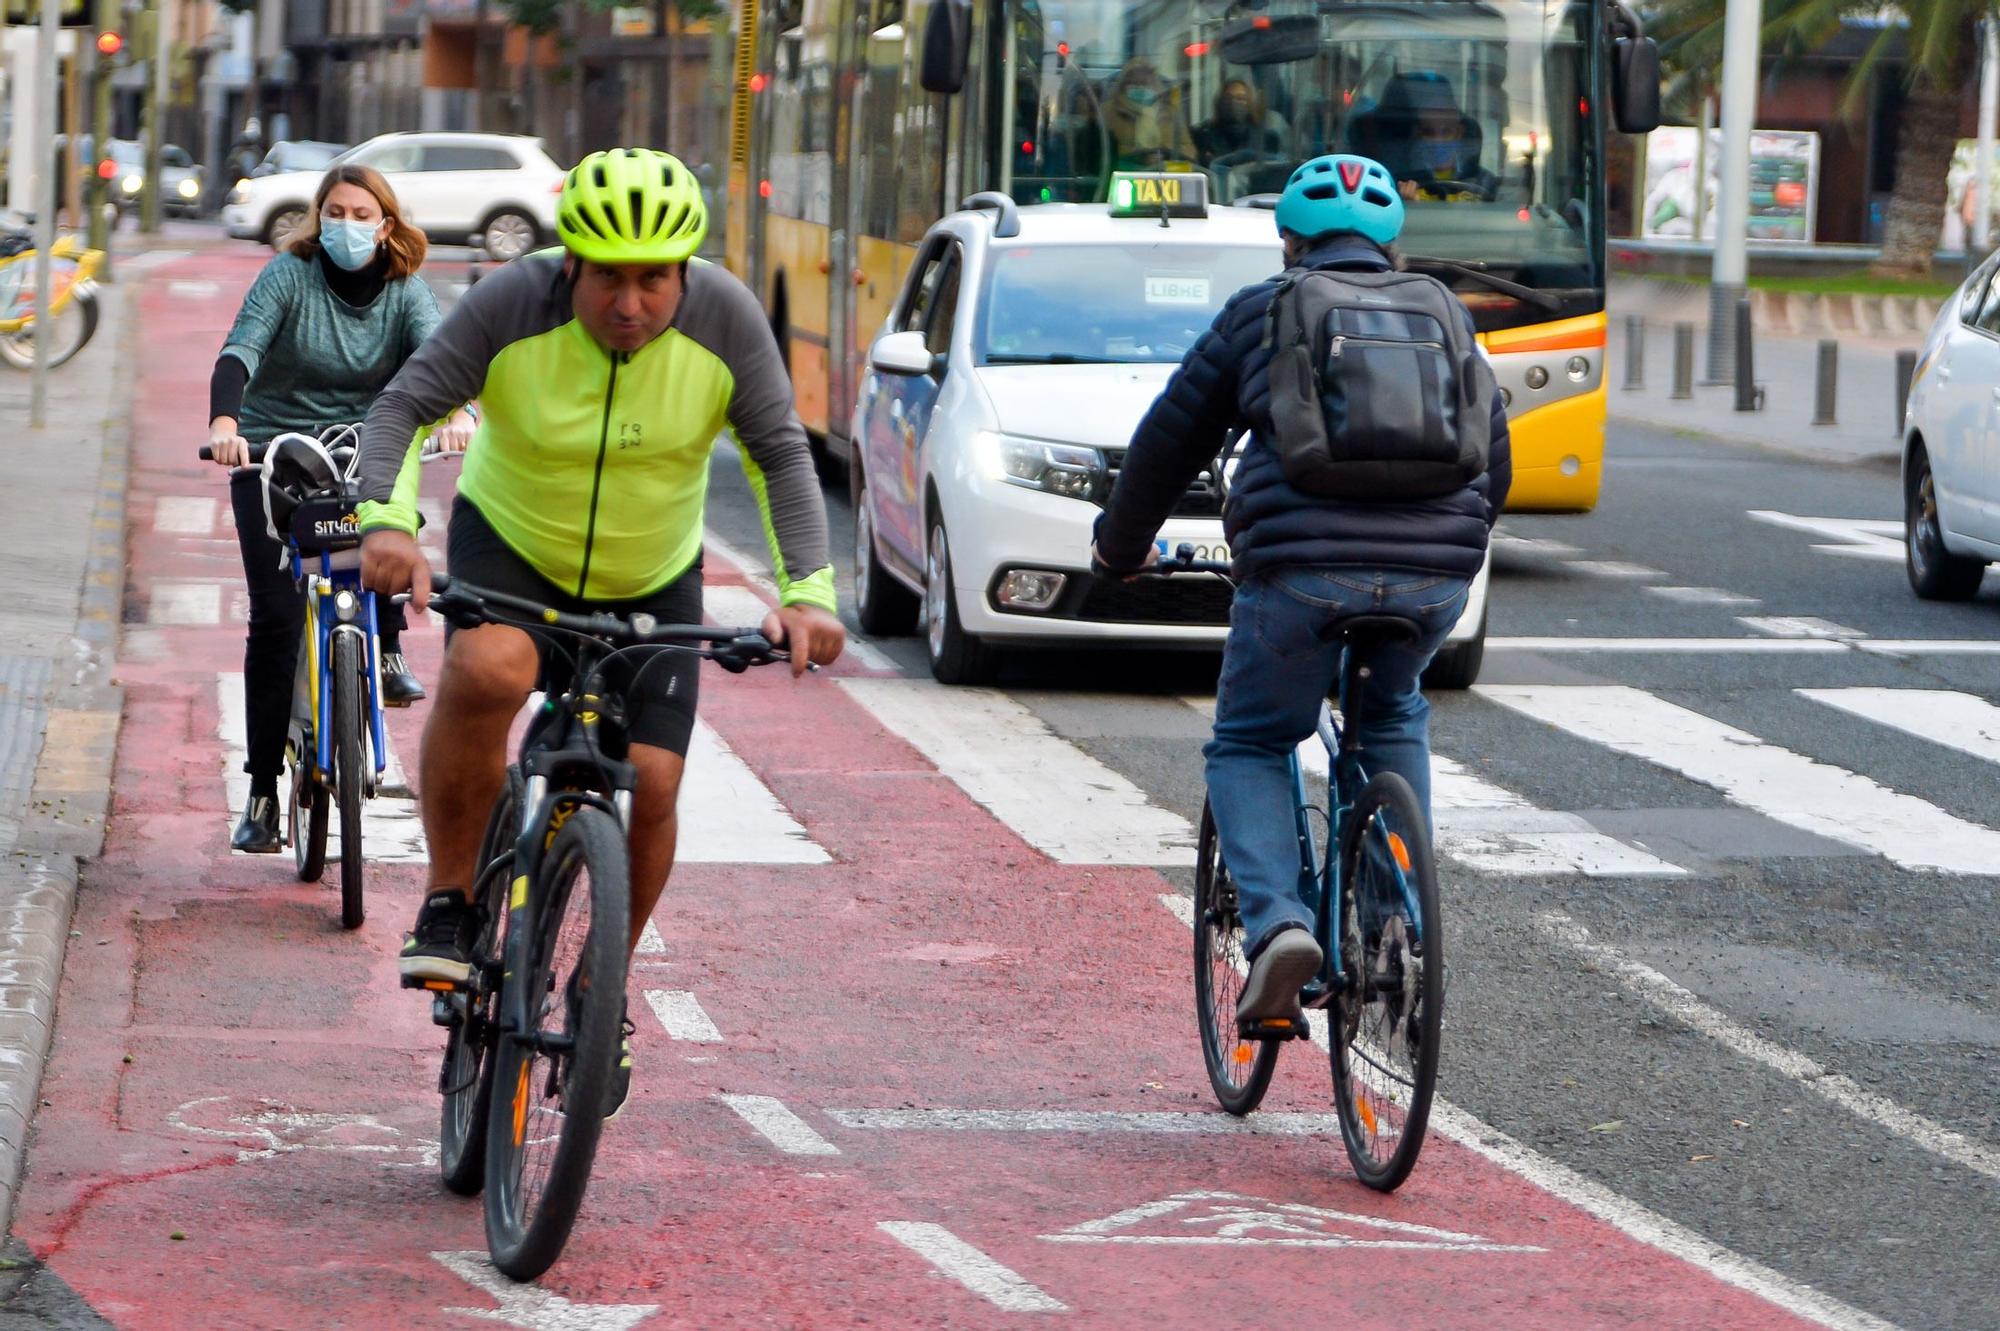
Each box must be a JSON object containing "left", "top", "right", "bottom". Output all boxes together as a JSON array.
[{"left": 1274, "top": 154, "right": 1405, "bottom": 246}]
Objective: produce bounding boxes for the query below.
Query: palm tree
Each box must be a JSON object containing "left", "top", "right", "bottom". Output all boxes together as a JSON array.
[{"left": 1652, "top": 0, "right": 1995, "bottom": 277}]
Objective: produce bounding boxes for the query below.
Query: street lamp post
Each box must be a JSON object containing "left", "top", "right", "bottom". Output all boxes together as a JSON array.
[
  {"left": 1976, "top": 18, "right": 1997, "bottom": 256},
  {"left": 1706, "top": 0, "right": 1759, "bottom": 384},
  {"left": 30, "top": 0, "right": 61, "bottom": 425}
]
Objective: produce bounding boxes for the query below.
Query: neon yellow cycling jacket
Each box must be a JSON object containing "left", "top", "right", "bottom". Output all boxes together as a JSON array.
[{"left": 354, "top": 251, "right": 834, "bottom": 611}]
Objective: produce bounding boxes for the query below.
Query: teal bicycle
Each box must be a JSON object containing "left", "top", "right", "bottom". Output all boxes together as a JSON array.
[{"left": 1160, "top": 545, "right": 1443, "bottom": 1191}]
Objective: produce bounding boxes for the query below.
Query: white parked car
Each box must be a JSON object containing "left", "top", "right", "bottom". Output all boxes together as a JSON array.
[
  {"left": 222, "top": 132, "right": 562, "bottom": 261},
  {"left": 849, "top": 182, "right": 1490, "bottom": 686},
  {"left": 1905, "top": 254, "right": 2000, "bottom": 600}
]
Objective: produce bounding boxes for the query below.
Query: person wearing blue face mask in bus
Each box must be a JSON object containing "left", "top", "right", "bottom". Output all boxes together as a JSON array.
[
  {"left": 1102, "top": 57, "right": 1197, "bottom": 173},
  {"left": 205, "top": 164, "right": 476, "bottom": 854},
  {"left": 1351, "top": 72, "right": 1497, "bottom": 203}
]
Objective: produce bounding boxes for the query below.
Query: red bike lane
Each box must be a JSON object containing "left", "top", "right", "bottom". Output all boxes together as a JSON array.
[{"left": 8, "top": 248, "right": 1871, "bottom": 1330}]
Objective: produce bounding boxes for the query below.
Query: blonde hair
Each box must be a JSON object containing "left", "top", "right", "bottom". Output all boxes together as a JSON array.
[{"left": 283, "top": 164, "right": 427, "bottom": 279}]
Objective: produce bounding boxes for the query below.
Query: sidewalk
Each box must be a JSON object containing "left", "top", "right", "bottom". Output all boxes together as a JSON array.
[
  {"left": 0, "top": 272, "right": 135, "bottom": 1239},
  {"left": 1604, "top": 309, "right": 1915, "bottom": 466}
]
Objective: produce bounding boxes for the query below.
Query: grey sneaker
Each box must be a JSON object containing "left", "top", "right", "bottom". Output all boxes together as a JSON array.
[
  {"left": 398, "top": 890, "right": 477, "bottom": 985},
  {"left": 1236, "top": 928, "right": 1322, "bottom": 1033}
]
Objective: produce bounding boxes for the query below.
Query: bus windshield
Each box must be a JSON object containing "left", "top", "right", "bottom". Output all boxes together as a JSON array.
[{"left": 997, "top": 0, "right": 1603, "bottom": 326}]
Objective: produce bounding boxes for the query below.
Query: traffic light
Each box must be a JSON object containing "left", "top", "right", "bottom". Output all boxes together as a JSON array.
[{"left": 95, "top": 28, "right": 123, "bottom": 59}]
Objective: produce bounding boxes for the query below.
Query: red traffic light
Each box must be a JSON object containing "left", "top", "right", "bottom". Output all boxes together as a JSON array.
[
  {"left": 95, "top": 29, "right": 122, "bottom": 57},
  {"left": 96, "top": 157, "right": 117, "bottom": 181}
]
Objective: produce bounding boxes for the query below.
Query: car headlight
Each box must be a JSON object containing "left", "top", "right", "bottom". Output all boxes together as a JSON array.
[
  {"left": 121, "top": 174, "right": 142, "bottom": 194},
  {"left": 227, "top": 187, "right": 247, "bottom": 205},
  {"left": 178, "top": 178, "right": 199, "bottom": 199},
  {"left": 995, "top": 436, "right": 1103, "bottom": 501}
]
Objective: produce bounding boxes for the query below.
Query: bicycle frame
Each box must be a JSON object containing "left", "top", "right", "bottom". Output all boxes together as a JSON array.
[
  {"left": 292, "top": 552, "right": 386, "bottom": 788},
  {"left": 0, "top": 237, "right": 102, "bottom": 334}
]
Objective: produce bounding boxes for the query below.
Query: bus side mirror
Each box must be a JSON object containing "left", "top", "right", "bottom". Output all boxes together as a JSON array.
[
  {"left": 919, "top": 0, "right": 972, "bottom": 95},
  {"left": 1613, "top": 35, "right": 1662, "bottom": 135}
]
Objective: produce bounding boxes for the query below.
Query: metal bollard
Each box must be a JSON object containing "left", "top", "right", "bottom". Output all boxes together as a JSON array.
[
  {"left": 1622, "top": 314, "right": 1645, "bottom": 390},
  {"left": 1812, "top": 340, "right": 1838, "bottom": 425},
  {"left": 467, "top": 232, "right": 486, "bottom": 286},
  {"left": 1671, "top": 322, "right": 1694, "bottom": 400},
  {"left": 1732, "top": 298, "right": 1758, "bottom": 412},
  {"left": 1893, "top": 349, "right": 1918, "bottom": 437}
]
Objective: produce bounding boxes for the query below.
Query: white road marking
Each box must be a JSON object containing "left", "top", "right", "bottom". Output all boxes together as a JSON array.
[
  {"left": 635, "top": 918, "right": 667, "bottom": 955},
  {"left": 643, "top": 989, "right": 723, "bottom": 1042},
  {"left": 120, "top": 249, "right": 192, "bottom": 273},
  {"left": 168, "top": 1096, "right": 436, "bottom": 1166},
  {"left": 1644, "top": 585, "right": 1762, "bottom": 608},
  {"left": 433, "top": 1250, "right": 659, "bottom": 1330},
  {"left": 1746, "top": 510, "right": 1904, "bottom": 562},
  {"left": 1477, "top": 685, "right": 2000, "bottom": 873},
  {"left": 702, "top": 582, "right": 782, "bottom": 633},
  {"left": 717, "top": 1094, "right": 842, "bottom": 1156},
  {"left": 1153, "top": 897, "right": 1903, "bottom": 1331},
  {"left": 1799, "top": 688, "right": 2000, "bottom": 767},
  {"left": 1489, "top": 533, "right": 1581, "bottom": 558},
  {"left": 1738, "top": 616, "right": 1866, "bottom": 640},
  {"left": 704, "top": 528, "right": 900, "bottom": 673},
  {"left": 1541, "top": 913, "right": 2000, "bottom": 1186},
  {"left": 1178, "top": 700, "right": 1681, "bottom": 878},
  {"left": 1490, "top": 636, "right": 1849, "bottom": 654},
  {"left": 829, "top": 1108, "right": 1341, "bottom": 1135},
  {"left": 1860, "top": 639, "right": 2000, "bottom": 657},
  {"left": 217, "top": 673, "right": 428, "bottom": 861},
  {"left": 154, "top": 496, "right": 218, "bottom": 535},
  {"left": 1563, "top": 560, "right": 1665, "bottom": 579},
  {"left": 150, "top": 580, "right": 224, "bottom": 625},
  {"left": 843, "top": 678, "right": 1195, "bottom": 865},
  {"left": 166, "top": 279, "right": 219, "bottom": 299},
  {"left": 1042, "top": 1190, "right": 1542, "bottom": 1252},
  {"left": 876, "top": 1222, "right": 1068, "bottom": 1314},
  {"left": 677, "top": 720, "right": 829, "bottom": 864}
]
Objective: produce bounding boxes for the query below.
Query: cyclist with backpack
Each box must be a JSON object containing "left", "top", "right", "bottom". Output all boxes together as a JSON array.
[{"left": 1091, "top": 154, "right": 1510, "bottom": 1028}]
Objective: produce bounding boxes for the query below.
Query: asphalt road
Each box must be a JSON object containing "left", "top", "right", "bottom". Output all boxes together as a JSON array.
[{"left": 705, "top": 420, "right": 2000, "bottom": 1330}]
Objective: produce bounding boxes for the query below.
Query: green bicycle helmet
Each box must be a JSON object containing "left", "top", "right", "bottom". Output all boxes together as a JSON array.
[{"left": 557, "top": 148, "right": 708, "bottom": 265}]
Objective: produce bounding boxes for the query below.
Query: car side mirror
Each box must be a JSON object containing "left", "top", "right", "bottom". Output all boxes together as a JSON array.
[
  {"left": 1612, "top": 35, "right": 1662, "bottom": 135},
  {"left": 919, "top": 0, "right": 971, "bottom": 95},
  {"left": 871, "top": 330, "right": 941, "bottom": 378}
]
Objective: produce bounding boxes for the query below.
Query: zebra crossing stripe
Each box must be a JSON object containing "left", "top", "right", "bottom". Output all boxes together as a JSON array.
[
  {"left": 1478, "top": 685, "right": 2000, "bottom": 874},
  {"left": 1178, "top": 697, "right": 1681, "bottom": 878},
  {"left": 1798, "top": 688, "right": 2000, "bottom": 768},
  {"left": 678, "top": 720, "right": 830, "bottom": 864},
  {"left": 842, "top": 678, "right": 1197, "bottom": 865}
]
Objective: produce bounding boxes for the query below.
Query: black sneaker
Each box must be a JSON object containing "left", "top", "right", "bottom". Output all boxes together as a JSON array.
[
  {"left": 380, "top": 652, "right": 426, "bottom": 707},
  {"left": 603, "top": 1011, "right": 635, "bottom": 1122},
  {"left": 399, "top": 890, "right": 478, "bottom": 985}
]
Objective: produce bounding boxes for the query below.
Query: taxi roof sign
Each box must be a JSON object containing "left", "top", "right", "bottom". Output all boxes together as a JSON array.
[{"left": 1109, "top": 172, "right": 1208, "bottom": 220}]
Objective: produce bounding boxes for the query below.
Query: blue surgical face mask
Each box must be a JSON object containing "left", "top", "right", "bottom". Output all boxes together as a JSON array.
[
  {"left": 1414, "top": 139, "right": 1461, "bottom": 174},
  {"left": 1125, "top": 85, "right": 1159, "bottom": 108},
  {"left": 319, "top": 218, "right": 382, "bottom": 271}
]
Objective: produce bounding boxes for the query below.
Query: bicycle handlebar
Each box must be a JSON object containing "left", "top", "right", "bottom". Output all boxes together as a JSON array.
[
  {"left": 198, "top": 441, "right": 461, "bottom": 465},
  {"left": 426, "top": 573, "right": 793, "bottom": 673},
  {"left": 1142, "top": 542, "right": 1233, "bottom": 579}
]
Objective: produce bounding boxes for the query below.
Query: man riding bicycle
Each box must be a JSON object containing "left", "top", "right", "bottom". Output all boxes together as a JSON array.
[
  {"left": 354, "top": 148, "right": 845, "bottom": 1117},
  {"left": 1091, "top": 154, "right": 1509, "bottom": 1031}
]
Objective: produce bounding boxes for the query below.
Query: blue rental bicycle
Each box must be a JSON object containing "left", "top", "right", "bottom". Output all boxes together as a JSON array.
[
  {"left": 1156, "top": 544, "right": 1443, "bottom": 1191},
  {"left": 202, "top": 427, "right": 452, "bottom": 929}
]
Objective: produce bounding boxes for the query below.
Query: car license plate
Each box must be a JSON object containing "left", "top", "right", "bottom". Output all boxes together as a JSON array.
[{"left": 1157, "top": 539, "right": 1229, "bottom": 565}]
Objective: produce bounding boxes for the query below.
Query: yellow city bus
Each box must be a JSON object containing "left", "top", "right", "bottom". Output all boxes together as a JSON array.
[{"left": 727, "top": 0, "right": 1657, "bottom": 512}]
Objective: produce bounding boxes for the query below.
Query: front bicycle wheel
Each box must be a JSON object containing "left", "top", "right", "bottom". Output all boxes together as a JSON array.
[
  {"left": 0, "top": 286, "right": 96, "bottom": 369},
  {"left": 484, "top": 803, "right": 630, "bottom": 1281},
  {"left": 287, "top": 742, "right": 328, "bottom": 882},
  {"left": 330, "top": 632, "right": 367, "bottom": 929},
  {"left": 437, "top": 768, "right": 522, "bottom": 1197},
  {"left": 1329, "top": 771, "right": 1441, "bottom": 1192},
  {"left": 1192, "top": 799, "right": 1279, "bottom": 1115}
]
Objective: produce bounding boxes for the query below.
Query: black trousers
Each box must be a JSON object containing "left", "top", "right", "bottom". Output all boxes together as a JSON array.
[{"left": 229, "top": 472, "right": 406, "bottom": 791}]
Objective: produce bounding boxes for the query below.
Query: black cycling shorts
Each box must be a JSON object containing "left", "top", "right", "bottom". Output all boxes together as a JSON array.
[{"left": 444, "top": 495, "right": 702, "bottom": 757}]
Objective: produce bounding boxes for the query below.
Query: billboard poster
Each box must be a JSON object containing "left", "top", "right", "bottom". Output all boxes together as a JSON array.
[
  {"left": 1943, "top": 140, "right": 2000, "bottom": 251},
  {"left": 1641, "top": 126, "right": 1818, "bottom": 244}
]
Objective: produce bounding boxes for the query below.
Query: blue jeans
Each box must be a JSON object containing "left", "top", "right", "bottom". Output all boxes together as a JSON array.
[{"left": 1203, "top": 566, "right": 1471, "bottom": 961}]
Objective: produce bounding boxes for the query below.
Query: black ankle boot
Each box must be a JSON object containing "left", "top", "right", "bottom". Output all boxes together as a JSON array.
[
  {"left": 381, "top": 651, "right": 426, "bottom": 706},
  {"left": 231, "top": 795, "right": 282, "bottom": 853}
]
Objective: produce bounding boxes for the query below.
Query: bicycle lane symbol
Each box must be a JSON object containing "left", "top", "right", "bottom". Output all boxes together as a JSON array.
[
  {"left": 167, "top": 1095, "right": 439, "bottom": 1168},
  {"left": 1039, "top": 1190, "right": 1546, "bottom": 1251}
]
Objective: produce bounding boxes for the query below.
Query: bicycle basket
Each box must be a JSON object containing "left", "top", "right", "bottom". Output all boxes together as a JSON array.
[{"left": 288, "top": 493, "right": 363, "bottom": 555}]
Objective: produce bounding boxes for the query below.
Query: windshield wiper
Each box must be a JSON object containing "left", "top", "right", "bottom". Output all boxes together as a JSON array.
[
  {"left": 1399, "top": 256, "right": 1564, "bottom": 312},
  {"left": 984, "top": 352, "right": 1125, "bottom": 366}
]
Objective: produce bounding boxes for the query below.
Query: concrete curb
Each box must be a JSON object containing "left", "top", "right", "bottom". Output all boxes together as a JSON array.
[
  {"left": 0, "top": 282, "right": 139, "bottom": 1241},
  {"left": 1610, "top": 406, "right": 1901, "bottom": 470}
]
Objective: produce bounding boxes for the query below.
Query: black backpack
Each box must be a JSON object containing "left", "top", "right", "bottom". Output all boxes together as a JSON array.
[{"left": 1263, "top": 267, "right": 1495, "bottom": 501}]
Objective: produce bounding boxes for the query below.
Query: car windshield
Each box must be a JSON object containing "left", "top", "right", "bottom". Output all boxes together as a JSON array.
[
  {"left": 279, "top": 142, "right": 345, "bottom": 171},
  {"left": 977, "top": 241, "right": 1276, "bottom": 365},
  {"left": 995, "top": 0, "right": 1603, "bottom": 327}
]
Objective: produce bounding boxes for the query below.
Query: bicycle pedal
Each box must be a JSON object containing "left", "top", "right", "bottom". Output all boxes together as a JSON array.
[
  {"left": 1237, "top": 1013, "right": 1307, "bottom": 1041},
  {"left": 400, "top": 974, "right": 464, "bottom": 994},
  {"left": 430, "top": 996, "right": 461, "bottom": 1028}
]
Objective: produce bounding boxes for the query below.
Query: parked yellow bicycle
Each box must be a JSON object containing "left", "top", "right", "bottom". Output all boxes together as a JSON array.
[{"left": 0, "top": 231, "right": 104, "bottom": 369}]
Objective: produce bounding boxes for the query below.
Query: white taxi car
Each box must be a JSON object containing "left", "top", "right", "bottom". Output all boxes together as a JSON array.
[
  {"left": 1904, "top": 252, "right": 2000, "bottom": 600},
  {"left": 849, "top": 177, "right": 1490, "bottom": 686}
]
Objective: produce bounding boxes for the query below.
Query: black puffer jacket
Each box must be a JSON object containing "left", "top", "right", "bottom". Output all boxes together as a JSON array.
[{"left": 1095, "top": 238, "right": 1511, "bottom": 580}]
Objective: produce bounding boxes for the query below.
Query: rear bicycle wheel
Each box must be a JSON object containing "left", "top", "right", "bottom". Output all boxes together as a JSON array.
[
  {"left": 1192, "top": 799, "right": 1279, "bottom": 1115},
  {"left": 437, "top": 768, "right": 523, "bottom": 1197},
  {"left": 1329, "top": 771, "right": 1441, "bottom": 1192},
  {"left": 288, "top": 742, "right": 328, "bottom": 881},
  {"left": 484, "top": 804, "right": 630, "bottom": 1280},
  {"left": 331, "top": 632, "right": 367, "bottom": 929}
]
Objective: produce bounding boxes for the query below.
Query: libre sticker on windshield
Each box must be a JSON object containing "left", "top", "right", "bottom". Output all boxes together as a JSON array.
[{"left": 1144, "top": 275, "right": 1211, "bottom": 306}]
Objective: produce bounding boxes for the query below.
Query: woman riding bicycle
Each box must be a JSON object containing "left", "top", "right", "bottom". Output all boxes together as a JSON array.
[
  {"left": 1091, "top": 154, "right": 1511, "bottom": 1027},
  {"left": 207, "top": 163, "right": 475, "bottom": 854}
]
